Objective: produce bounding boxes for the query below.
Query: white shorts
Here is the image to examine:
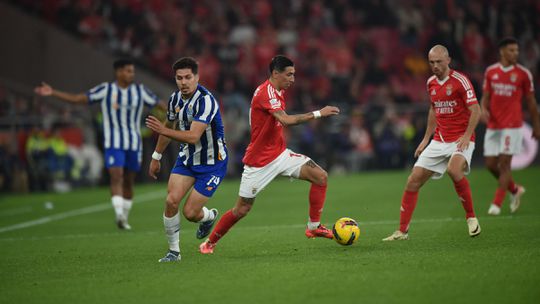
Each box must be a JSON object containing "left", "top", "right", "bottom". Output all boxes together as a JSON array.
[
  {"left": 239, "top": 148, "right": 310, "bottom": 198},
  {"left": 483, "top": 128, "right": 523, "bottom": 156},
  {"left": 414, "top": 140, "right": 475, "bottom": 180}
]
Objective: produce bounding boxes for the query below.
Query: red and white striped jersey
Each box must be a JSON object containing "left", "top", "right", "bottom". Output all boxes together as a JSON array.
[{"left": 426, "top": 70, "right": 478, "bottom": 143}]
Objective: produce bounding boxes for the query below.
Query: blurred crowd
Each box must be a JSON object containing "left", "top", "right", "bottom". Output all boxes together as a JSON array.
[{"left": 2, "top": 0, "right": 540, "bottom": 192}]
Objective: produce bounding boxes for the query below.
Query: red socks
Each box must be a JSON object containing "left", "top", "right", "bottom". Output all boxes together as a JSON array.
[
  {"left": 208, "top": 209, "right": 240, "bottom": 244},
  {"left": 507, "top": 180, "right": 518, "bottom": 194},
  {"left": 399, "top": 190, "right": 418, "bottom": 233},
  {"left": 309, "top": 184, "right": 327, "bottom": 222},
  {"left": 453, "top": 177, "right": 475, "bottom": 218},
  {"left": 492, "top": 188, "right": 507, "bottom": 207}
]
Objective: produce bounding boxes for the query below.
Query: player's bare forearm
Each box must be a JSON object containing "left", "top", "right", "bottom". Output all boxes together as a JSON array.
[
  {"left": 480, "top": 92, "right": 491, "bottom": 123},
  {"left": 271, "top": 110, "right": 312, "bottom": 126},
  {"left": 34, "top": 82, "right": 88, "bottom": 104},
  {"left": 423, "top": 107, "right": 436, "bottom": 141},
  {"left": 146, "top": 116, "right": 206, "bottom": 145},
  {"left": 272, "top": 106, "right": 340, "bottom": 126},
  {"left": 52, "top": 89, "right": 88, "bottom": 104},
  {"left": 153, "top": 120, "right": 174, "bottom": 153},
  {"left": 463, "top": 103, "right": 481, "bottom": 139},
  {"left": 159, "top": 128, "right": 200, "bottom": 144}
]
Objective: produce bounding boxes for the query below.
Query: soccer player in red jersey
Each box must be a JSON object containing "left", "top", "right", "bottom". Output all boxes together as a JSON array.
[
  {"left": 480, "top": 37, "right": 540, "bottom": 215},
  {"left": 199, "top": 55, "right": 340, "bottom": 254},
  {"left": 383, "top": 45, "right": 481, "bottom": 241}
]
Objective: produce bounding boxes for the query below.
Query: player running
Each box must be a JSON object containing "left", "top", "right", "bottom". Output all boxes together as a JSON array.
[
  {"left": 199, "top": 55, "right": 340, "bottom": 254},
  {"left": 383, "top": 45, "right": 481, "bottom": 241},
  {"left": 146, "top": 57, "right": 227, "bottom": 262},
  {"left": 481, "top": 37, "right": 540, "bottom": 215},
  {"left": 34, "top": 59, "right": 161, "bottom": 230}
]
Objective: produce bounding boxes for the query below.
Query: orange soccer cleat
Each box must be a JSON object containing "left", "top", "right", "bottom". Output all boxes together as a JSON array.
[
  {"left": 305, "top": 224, "right": 334, "bottom": 239},
  {"left": 199, "top": 239, "right": 216, "bottom": 254}
]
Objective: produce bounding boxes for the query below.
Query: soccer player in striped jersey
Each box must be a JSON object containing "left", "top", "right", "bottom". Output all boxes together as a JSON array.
[
  {"left": 383, "top": 45, "right": 481, "bottom": 241},
  {"left": 34, "top": 58, "right": 161, "bottom": 230},
  {"left": 199, "top": 55, "right": 340, "bottom": 254},
  {"left": 480, "top": 37, "right": 540, "bottom": 215},
  {"left": 145, "top": 57, "right": 228, "bottom": 262}
]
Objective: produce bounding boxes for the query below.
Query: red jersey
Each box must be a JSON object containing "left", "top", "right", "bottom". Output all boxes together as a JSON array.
[
  {"left": 242, "top": 80, "right": 287, "bottom": 167},
  {"left": 427, "top": 70, "right": 478, "bottom": 143},
  {"left": 482, "top": 63, "right": 534, "bottom": 129}
]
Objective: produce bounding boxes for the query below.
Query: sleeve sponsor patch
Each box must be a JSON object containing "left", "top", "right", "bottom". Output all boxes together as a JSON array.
[{"left": 269, "top": 98, "right": 281, "bottom": 109}]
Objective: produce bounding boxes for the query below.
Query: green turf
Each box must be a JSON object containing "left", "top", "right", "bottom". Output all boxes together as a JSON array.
[{"left": 1, "top": 168, "right": 539, "bottom": 304}]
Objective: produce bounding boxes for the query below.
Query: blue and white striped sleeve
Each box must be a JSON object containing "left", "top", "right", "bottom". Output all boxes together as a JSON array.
[
  {"left": 140, "top": 84, "right": 159, "bottom": 107},
  {"left": 86, "top": 82, "right": 108, "bottom": 104},
  {"left": 193, "top": 95, "right": 217, "bottom": 124}
]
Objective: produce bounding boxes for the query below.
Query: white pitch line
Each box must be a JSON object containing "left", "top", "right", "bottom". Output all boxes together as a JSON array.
[
  {"left": 0, "top": 190, "right": 165, "bottom": 234},
  {"left": 0, "top": 213, "right": 533, "bottom": 242}
]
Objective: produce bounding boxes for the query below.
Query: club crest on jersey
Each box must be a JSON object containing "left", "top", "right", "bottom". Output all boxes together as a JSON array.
[
  {"left": 510, "top": 73, "right": 517, "bottom": 83},
  {"left": 187, "top": 104, "right": 194, "bottom": 116},
  {"left": 446, "top": 84, "right": 453, "bottom": 96},
  {"left": 269, "top": 98, "right": 281, "bottom": 109}
]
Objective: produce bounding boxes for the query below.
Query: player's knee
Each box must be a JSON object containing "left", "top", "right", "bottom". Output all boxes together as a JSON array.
[
  {"left": 406, "top": 175, "right": 422, "bottom": 191},
  {"left": 447, "top": 168, "right": 462, "bottom": 182},
  {"left": 165, "top": 193, "right": 181, "bottom": 209},
  {"left": 313, "top": 169, "right": 328, "bottom": 186},
  {"left": 182, "top": 208, "right": 200, "bottom": 222},
  {"left": 233, "top": 198, "right": 253, "bottom": 218}
]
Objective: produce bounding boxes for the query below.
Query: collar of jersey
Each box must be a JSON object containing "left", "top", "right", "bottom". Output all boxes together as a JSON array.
[
  {"left": 498, "top": 63, "right": 515, "bottom": 73},
  {"left": 267, "top": 80, "right": 283, "bottom": 97},
  {"left": 436, "top": 75, "right": 450, "bottom": 85}
]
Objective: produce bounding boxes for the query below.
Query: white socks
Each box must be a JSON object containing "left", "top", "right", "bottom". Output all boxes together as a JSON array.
[
  {"left": 163, "top": 213, "right": 180, "bottom": 252},
  {"left": 199, "top": 207, "right": 216, "bottom": 223},
  {"left": 111, "top": 196, "right": 133, "bottom": 221},
  {"left": 123, "top": 199, "right": 133, "bottom": 220},
  {"left": 112, "top": 196, "right": 124, "bottom": 220},
  {"left": 307, "top": 221, "right": 320, "bottom": 230}
]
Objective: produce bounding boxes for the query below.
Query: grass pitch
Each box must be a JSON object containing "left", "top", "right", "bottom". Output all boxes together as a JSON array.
[{"left": 1, "top": 168, "right": 539, "bottom": 304}]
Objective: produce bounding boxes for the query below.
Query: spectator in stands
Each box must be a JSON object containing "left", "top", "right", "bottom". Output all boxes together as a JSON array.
[{"left": 25, "top": 128, "right": 50, "bottom": 191}]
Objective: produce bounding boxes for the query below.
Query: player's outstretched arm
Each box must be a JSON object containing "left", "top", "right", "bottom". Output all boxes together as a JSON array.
[
  {"left": 272, "top": 105, "right": 340, "bottom": 126},
  {"left": 525, "top": 94, "right": 540, "bottom": 139},
  {"left": 34, "top": 82, "right": 88, "bottom": 104},
  {"left": 414, "top": 107, "right": 436, "bottom": 157}
]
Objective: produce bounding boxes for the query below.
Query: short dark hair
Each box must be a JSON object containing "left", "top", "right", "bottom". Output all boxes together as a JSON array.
[
  {"left": 172, "top": 57, "right": 198, "bottom": 74},
  {"left": 269, "top": 55, "right": 294, "bottom": 74},
  {"left": 113, "top": 58, "right": 134, "bottom": 70},
  {"left": 498, "top": 37, "right": 518, "bottom": 49}
]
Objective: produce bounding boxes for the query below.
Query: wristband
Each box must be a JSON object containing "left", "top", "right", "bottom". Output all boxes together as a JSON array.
[
  {"left": 312, "top": 110, "right": 321, "bottom": 119},
  {"left": 152, "top": 151, "right": 162, "bottom": 161}
]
